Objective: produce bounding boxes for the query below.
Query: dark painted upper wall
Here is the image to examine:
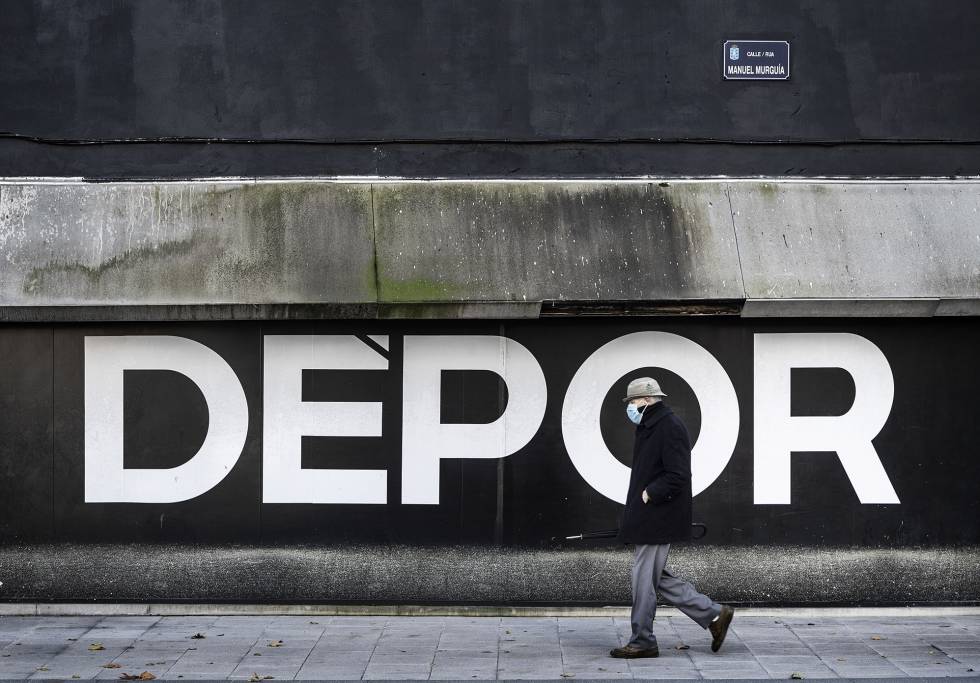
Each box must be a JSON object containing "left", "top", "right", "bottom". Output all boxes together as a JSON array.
[{"left": 3, "top": 0, "right": 980, "bottom": 144}]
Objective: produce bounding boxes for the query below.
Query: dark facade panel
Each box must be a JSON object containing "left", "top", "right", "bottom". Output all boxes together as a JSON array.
[
  {"left": 0, "top": 318, "right": 976, "bottom": 548},
  {"left": 0, "top": 328, "right": 53, "bottom": 541},
  {"left": 4, "top": 0, "right": 980, "bottom": 144}
]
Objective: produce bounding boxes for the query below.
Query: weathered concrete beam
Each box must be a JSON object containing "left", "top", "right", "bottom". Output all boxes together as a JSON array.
[
  {"left": 371, "top": 181, "right": 744, "bottom": 303},
  {"left": 1, "top": 179, "right": 978, "bottom": 319},
  {"left": 731, "top": 180, "right": 980, "bottom": 313},
  {"left": 0, "top": 180, "right": 378, "bottom": 308}
]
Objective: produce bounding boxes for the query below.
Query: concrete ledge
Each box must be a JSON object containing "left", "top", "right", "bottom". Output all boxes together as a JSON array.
[
  {"left": 936, "top": 298, "right": 980, "bottom": 316},
  {"left": 2, "top": 178, "right": 979, "bottom": 318},
  {"left": 740, "top": 298, "right": 941, "bottom": 317}
]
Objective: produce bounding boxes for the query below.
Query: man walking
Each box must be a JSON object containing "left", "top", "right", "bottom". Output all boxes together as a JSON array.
[{"left": 610, "top": 377, "right": 734, "bottom": 659}]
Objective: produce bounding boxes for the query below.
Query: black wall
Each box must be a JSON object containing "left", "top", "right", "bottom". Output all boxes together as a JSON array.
[
  {"left": 2, "top": 0, "right": 980, "bottom": 177},
  {"left": 2, "top": 318, "right": 977, "bottom": 549}
]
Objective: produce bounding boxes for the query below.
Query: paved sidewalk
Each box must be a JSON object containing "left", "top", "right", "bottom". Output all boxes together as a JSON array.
[{"left": 0, "top": 614, "right": 977, "bottom": 680}]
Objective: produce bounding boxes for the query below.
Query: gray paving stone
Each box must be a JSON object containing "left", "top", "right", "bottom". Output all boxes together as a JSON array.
[
  {"left": 830, "top": 667, "right": 906, "bottom": 678},
  {"left": 166, "top": 662, "right": 240, "bottom": 676},
  {"left": 296, "top": 667, "right": 370, "bottom": 679},
  {"left": 700, "top": 672, "right": 768, "bottom": 680},
  {"left": 429, "top": 665, "right": 499, "bottom": 679},
  {"left": 157, "top": 674, "right": 232, "bottom": 680},
  {"left": 362, "top": 663, "right": 433, "bottom": 678},
  {"left": 26, "top": 658, "right": 106, "bottom": 680},
  {"left": 434, "top": 652, "right": 496, "bottom": 662}
]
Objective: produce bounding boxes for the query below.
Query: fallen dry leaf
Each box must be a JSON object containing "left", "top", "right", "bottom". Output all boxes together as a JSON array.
[
  {"left": 871, "top": 636, "right": 885, "bottom": 641},
  {"left": 674, "top": 644, "right": 690, "bottom": 650},
  {"left": 248, "top": 673, "right": 274, "bottom": 681},
  {"left": 103, "top": 663, "right": 122, "bottom": 669},
  {"left": 790, "top": 674, "right": 804, "bottom": 680},
  {"left": 267, "top": 640, "right": 284, "bottom": 648},
  {"left": 560, "top": 674, "right": 575, "bottom": 679},
  {"left": 36, "top": 667, "right": 49, "bottom": 671},
  {"left": 88, "top": 643, "right": 105, "bottom": 651},
  {"left": 118, "top": 672, "right": 156, "bottom": 681}
]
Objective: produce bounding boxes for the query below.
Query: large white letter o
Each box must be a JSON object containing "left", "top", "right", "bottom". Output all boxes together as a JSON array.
[{"left": 561, "top": 332, "right": 739, "bottom": 503}]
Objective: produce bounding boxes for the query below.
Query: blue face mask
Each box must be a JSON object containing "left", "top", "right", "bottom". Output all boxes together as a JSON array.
[{"left": 626, "top": 402, "right": 644, "bottom": 425}]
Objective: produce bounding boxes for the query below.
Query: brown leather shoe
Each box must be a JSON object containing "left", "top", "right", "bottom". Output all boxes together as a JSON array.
[
  {"left": 610, "top": 644, "right": 660, "bottom": 658},
  {"left": 708, "top": 605, "right": 734, "bottom": 652}
]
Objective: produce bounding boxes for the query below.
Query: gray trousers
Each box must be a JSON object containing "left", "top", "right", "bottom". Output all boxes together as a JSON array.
[{"left": 629, "top": 543, "right": 722, "bottom": 648}]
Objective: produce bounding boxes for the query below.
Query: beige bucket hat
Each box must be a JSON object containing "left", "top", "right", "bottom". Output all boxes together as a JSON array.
[{"left": 622, "top": 377, "right": 667, "bottom": 402}]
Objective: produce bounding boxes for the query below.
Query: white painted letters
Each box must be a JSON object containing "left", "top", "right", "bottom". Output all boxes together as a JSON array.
[
  {"left": 263, "top": 335, "right": 388, "bottom": 504},
  {"left": 401, "top": 335, "right": 547, "bottom": 504},
  {"left": 561, "top": 331, "right": 740, "bottom": 503},
  {"left": 84, "top": 335, "right": 248, "bottom": 503},
  {"left": 753, "top": 332, "right": 899, "bottom": 504},
  {"left": 83, "top": 331, "right": 899, "bottom": 507}
]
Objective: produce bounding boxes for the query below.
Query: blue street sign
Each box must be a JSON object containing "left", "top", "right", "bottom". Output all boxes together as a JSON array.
[{"left": 723, "top": 40, "right": 790, "bottom": 80}]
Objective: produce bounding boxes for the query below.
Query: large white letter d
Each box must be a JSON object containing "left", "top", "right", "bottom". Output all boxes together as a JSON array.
[{"left": 84, "top": 335, "right": 248, "bottom": 503}]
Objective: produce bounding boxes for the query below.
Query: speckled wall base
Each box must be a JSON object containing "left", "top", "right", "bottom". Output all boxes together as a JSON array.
[{"left": 1, "top": 544, "right": 977, "bottom": 606}]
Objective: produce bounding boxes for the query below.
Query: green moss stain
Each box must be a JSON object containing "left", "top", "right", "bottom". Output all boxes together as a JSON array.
[
  {"left": 758, "top": 182, "right": 780, "bottom": 199},
  {"left": 377, "top": 274, "right": 464, "bottom": 302}
]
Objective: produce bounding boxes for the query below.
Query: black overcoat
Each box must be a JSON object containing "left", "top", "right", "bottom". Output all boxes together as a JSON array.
[{"left": 617, "top": 401, "right": 693, "bottom": 545}]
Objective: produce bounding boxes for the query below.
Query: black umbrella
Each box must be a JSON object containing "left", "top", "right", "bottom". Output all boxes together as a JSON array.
[{"left": 559, "top": 523, "right": 708, "bottom": 542}]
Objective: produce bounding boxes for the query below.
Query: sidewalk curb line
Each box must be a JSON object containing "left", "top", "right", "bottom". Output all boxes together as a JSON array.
[{"left": 2, "top": 603, "right": 979, "bottom": 617}]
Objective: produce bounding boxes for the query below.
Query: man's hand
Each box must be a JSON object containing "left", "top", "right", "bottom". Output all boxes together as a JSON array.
[{"left": 641, "top": 489, "right": 650, "bottom": 504}]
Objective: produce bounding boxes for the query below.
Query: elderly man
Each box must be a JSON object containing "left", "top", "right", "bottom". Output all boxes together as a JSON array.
[{"left": 610, "top": 377, "right": 734, "bottom": 659}]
